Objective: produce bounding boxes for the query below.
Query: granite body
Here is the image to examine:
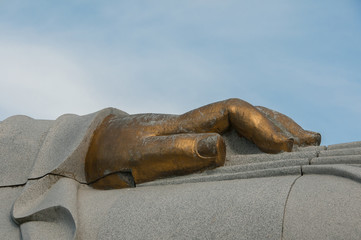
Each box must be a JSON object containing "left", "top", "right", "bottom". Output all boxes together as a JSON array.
[
  {"left": 1, "top": 110, "right": 361, "bottom": 239},
  {"left": 283, "top": 174, "right": 361, "bottom": 240}
]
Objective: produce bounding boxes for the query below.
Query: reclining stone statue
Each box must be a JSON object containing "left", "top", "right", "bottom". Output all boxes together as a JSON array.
[
  {"left": 9, "top": 98, "right": 361, "bottom": 240},
  {"left": 84, "top": 98, "right": 321, "bottom": 189}
]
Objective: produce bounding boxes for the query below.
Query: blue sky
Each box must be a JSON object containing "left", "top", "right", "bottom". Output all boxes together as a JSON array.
[{"left": 0, "top": 1, "right": 360, "bottom": 146}]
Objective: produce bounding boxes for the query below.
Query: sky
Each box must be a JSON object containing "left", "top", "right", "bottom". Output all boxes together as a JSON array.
[{"left": 0, "top": 0, "right": 360, "bottom": 146}]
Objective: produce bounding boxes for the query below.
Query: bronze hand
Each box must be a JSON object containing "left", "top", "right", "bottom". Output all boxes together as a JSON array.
[{"left": 85, "top": 98, "right": 320, "bottom": 189}]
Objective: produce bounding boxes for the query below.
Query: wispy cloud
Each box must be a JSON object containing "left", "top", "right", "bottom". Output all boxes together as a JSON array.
[{"left": 0, "top": 41, "right": 105, "bottom": 119}]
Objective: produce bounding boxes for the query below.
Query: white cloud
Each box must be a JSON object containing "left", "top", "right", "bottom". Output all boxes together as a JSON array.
[{"left": 0, "top": 41, "right": 105, "bottom": 120}]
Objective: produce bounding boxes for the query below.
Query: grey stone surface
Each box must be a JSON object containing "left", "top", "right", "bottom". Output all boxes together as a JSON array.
[
  {"left": 226, "top": 149, "right": 317, "bottom": 166},
  {"left": 12, "top": 175, "right": 79, "bottom": 240},
  {"left": 311, "top": 155, "right": 361, "bottom": 165},
  {"left": 207, "top": 158, "right": 309, "bottom": 175},
  {"left": 0, "top": 108, "right": 127, "bottom": 186},
  {"left": 319, "top": 147, "right": 361, "bottom": 157},
  {"left": 302, "top": 164, "right": 361, "bottom": 183},
  {"left": 30, "top": 108, "right": 127, "bottom": 183},
  {"left": 20, "top": 209, "right": 76, "bottom": 240},
  {"left": 0, "top": 116, "right": 52, "bottom": 186},
  {"left": 283, "top": 174, "right": 361, "bottom": 240},
  {"left": 77, "top": 185, "right": 125, "bottom": 240},
  {"left": 0, "top": 186, "right": 23, "bottom": 239},
  {"left": 141, "top": 166, "right": 301, "bottom": 186},
  {"left": 78, "top": 175, "right": 299, "bottom": 240},
  {"left": 295, "top": 145, "right": 326, "bottom": 152},
  {"left": 222, "top": 129, "right": 263, "bottom": 155},
  {"left": 328, "top": 140, "right": 361, "bottom": 150}
]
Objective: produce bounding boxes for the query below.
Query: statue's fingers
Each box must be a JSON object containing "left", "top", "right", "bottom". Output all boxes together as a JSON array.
[
  {"left": 132, "top": 133, "right": 226, "bottom": 184},
  {"left": 256, "top": 106, "right": 321, "bottom": 146}
]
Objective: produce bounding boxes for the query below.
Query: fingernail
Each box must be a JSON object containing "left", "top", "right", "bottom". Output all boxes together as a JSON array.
[
  {"left": 314, "top": 133, "right": 321, "bottom": 145},
  {"left": 197, "top": 135, "right": 218, "bottom": 157},
  {"left": 286, "top": 137, "right": 294, "bottom": 152}
]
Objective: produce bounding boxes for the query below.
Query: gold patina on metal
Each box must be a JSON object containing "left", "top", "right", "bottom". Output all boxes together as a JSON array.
[{"left": 85, "top": 98, "right": 320, "bottom": 189}]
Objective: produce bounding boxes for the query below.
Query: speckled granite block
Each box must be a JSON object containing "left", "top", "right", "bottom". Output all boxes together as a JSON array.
[
  {"left": 311, "top": 155, "right": 361, "bottom": 165},
  {"left": 78, "top": 175, "right": 299, "bottom": 240},
  {"left": 140, "top": 166, "right": 301, "bottom": 187},
  {"left": 0, "top": 186, "right": 23, "bottom": 239},
  {"left": 302, "top": 164, "right": 361, "bottom": 183},
  {"left": 327, "top": 141, "right": 361, "bottom": 150},
  {"left": 283, "top": 175, "right": 361, "bottom": 240},
  {"left": 0, "top": 116, "right": 52, "bottom": 186},
  {"left": 226, "top": 150, "right": 317, "bottom": 166},
  {"left": 319, "top": 147, "right": 361, "bottom": 157}
]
